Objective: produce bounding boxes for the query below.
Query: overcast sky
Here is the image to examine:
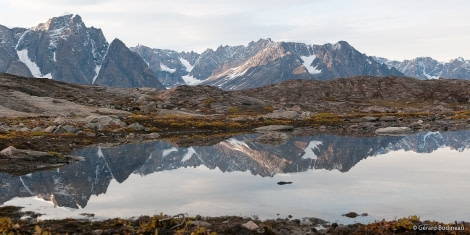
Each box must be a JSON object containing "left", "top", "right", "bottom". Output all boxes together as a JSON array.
[{"left": 1, "top": 0, "right": 469, "bottom": 61}]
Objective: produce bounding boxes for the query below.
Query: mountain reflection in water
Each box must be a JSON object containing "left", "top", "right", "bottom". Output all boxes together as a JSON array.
[{"left": 1, "top": 130, "right": 470, "bottom": 223}]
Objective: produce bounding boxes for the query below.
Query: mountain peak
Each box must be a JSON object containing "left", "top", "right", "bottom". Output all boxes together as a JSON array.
[{"left": 32, "top": 14, "right": 84, "bottom": 32}]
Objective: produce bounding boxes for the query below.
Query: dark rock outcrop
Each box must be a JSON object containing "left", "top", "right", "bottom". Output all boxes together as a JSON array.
[{"left": 94, "top": 39, "right": 165, "bottom": 89}]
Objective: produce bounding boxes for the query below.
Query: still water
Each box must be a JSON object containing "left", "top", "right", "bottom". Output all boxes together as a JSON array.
[{"left": 1, "top": 131, "right": 470, "bottom": 224}]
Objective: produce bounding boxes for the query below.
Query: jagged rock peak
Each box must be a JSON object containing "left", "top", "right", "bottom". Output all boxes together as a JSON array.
[{"left": 31, "top": 14, "right": 84, "bottom": 32}]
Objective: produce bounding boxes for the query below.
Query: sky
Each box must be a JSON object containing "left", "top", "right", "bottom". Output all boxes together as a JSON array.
[{"left": 1, "top": 0, "right": 469, "bottom": 61}]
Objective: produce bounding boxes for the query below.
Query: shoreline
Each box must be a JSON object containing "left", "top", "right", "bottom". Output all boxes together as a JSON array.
[{"left": 1, "top": 206, "right": 469, "bottom": 234}]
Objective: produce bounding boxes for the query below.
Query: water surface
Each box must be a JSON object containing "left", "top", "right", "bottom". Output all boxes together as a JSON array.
[{"left": 1, "top": 131, "right": 469, "bottom": 224}]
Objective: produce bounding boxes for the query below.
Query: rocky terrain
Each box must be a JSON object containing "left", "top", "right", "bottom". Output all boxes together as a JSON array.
[
  {"left": 1, "top": 73, "right": 470, "bottom": 234},
  {"left": 1, "top": 73, "right": 470, "bottom": 176}
]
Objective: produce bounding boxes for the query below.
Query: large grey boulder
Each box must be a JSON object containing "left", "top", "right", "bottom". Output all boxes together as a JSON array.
[
  {"left": 375, "top": 127, "right": 412, "bottom": 136},
  {"left": 84, "top": 115, "right": 127, "bottom": 131}
]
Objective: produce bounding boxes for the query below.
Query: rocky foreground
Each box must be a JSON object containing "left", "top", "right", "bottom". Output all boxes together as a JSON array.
[
  {"left": 1, "top": 73, "right": 470, "bottom": 175},
  {"left": 1, "top": 206, "right": 469, "bottom": 234}
]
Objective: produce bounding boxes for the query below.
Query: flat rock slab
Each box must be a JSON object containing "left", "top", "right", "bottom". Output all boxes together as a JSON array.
[
  {"left": 253, "top": 125, "right": 294, "bottom": 132},
  {"left": 375, "top": 127, "right": 412, "bottom": 136},
  {"left": 0, "top": 146, "right": 83, "bottom": 176}
]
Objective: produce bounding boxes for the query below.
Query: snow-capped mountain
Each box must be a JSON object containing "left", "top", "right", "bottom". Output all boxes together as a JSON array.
[
  {"left": 134, "top": 39, "right": 404, "bottom": 90},
  {"left": 375, "top": 56, "right": 470, "bottom": 80},
  {"left": 0, "top": 14, "right": 165, "bottom": 89}
]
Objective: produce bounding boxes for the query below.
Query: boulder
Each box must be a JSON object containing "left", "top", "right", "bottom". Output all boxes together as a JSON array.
[
  {"left": 241, "top": 221, "right": 259, "bottom": 231},
  {"left": 128, "top": 122, "right": 145, "bottom": 131},
  {"left": 265, "top": 110, "right": 299, "bottom": 119},
  {"left": 54, "top": 125, "right": 79, "bottom": 134},
  {"left": 361, "top": 116, "right": 379, "bottom": 122},
  {"left": 375, "top": 127, "right": 412, "bottom": 136},
  {"left": 85, "top": 115, "right": 127, "bottom": 131},
  {"left": 44, "top": 125, "right": 57, "bottom": 133},
  {"left": 139, "top": 102, "right": 157, "bottom": 114}
]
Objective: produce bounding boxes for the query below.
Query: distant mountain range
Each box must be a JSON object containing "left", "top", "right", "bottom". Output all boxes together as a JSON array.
[
  {"left": 132, "top": 39, "right": 404, "bottom": 89},
  {"left": 1, "top": 14, "right": 470, "bottom": 90},
  {"left": 375, "top": 56, "right": 470, "bottom": 80}
]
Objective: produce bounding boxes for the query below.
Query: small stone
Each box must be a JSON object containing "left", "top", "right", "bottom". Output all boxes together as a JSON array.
[
  {"left": 44, "top": 125, "right": 57, "bottom": 133},
  {"left": 379, "top": 116, "right": 397, "bottom": 122},
  {"left": 30, "top": 126, "right": 43, "bottom": 132},
  {"left": 241, "top": 221, "right": 258, "bottom": 231},
  {"left": 361, "top": 116, "right": 379, "bottom": 122},
  {"left": 343, "top": 212, "right": 359, "bottom": 218},
  {"left": 53, "top": 116, "right": 67, "bottom": 125},
  {"left": 128, "top": 122, "right": 145, "bottom": 131}
]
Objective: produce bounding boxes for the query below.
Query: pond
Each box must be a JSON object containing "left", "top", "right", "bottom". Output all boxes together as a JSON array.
[{"left": 1, "top": 130, "right": 470, "bottom": 224}]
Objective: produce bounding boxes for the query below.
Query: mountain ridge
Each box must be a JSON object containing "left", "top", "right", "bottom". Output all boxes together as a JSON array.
[
  {"left": 132, "top": 38, "right": 405, "bottom": 90},
  {"left": 1, "top": 13, "right": 470, "bottom": 91},
  {"left": 0, "top": 14, "right": 165, "bottom": 89}
]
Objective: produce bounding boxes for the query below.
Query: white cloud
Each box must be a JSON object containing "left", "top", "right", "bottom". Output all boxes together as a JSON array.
[{"left": 1, "top": 0, "right": 469, "bottom": 60}]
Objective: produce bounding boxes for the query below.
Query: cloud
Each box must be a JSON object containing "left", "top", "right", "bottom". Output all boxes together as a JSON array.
[{"left": 1, "top": 0, "right": 469, "bottom": 60}]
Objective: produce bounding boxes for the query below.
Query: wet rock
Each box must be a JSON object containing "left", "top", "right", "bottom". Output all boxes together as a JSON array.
[
  {"left": 241, "top": 221, "right": 259, "bottom": 231},
  {"left": 254, "top": 125, "right": 293, "bottom": 132},
  {"left": 343, "top": 212, "right": 359, "bottom": 218},
  {"left": 375, "top": 126, "right": 412, "bottom": 136}
]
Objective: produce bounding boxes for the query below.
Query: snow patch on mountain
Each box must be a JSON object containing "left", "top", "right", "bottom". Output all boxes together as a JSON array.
[
  {"left": 160, "top": 63, "right": 176, "bottom": 73},
  {"left": 92, "top": 65, "right": 101, "bottom": 84},
  {"left": 162, "top": 147, "right": 178, "bottom": 158},
  {"left": 301, "top": 140, "right": 322, "bottom": 160},
  {"left": 224, "top": 138, "right": 251, "bottom": 154},
  {"left": 17, "top": 49, "right": 51, "bottom": 78},
  {"left": 300, "top": 54, "right": 321, "bottom": 74},
  {"left": 182, "top": 75, "right": 205, "bottom": 85},
  {"left": 227, "top": 66, "right": 249, "bottom": 79},
  {"left": 179, "top": 57, "right": 194, "bottom": 72},
  {"left": 181, "top": 147, "right": 196, "bottom": 163}
]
